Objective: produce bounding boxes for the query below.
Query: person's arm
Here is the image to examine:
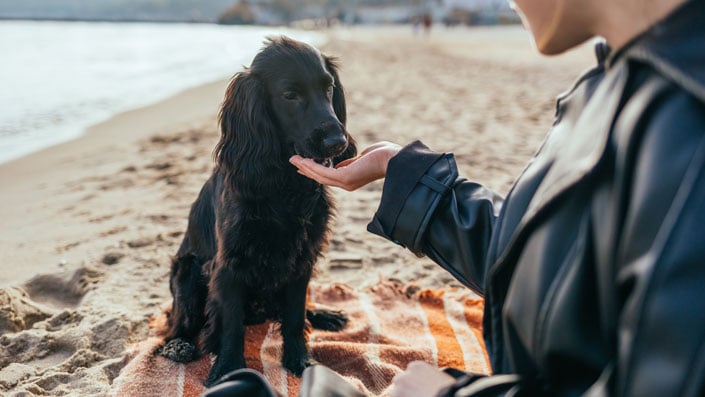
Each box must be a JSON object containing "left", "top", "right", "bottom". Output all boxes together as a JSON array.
[
  {"left": 366, "top": 141, "right": 503, "bottom": 294},
  {"left": 291, "top": 140, "right": 502, "bottom": 294}
]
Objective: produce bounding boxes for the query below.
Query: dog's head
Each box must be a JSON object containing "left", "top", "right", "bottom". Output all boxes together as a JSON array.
[
  {"left": 252, "top": 37, "right": 353, "bottom": 166},
  {"left": 216, "top": 36, "right": 356, "bottom": 178}
]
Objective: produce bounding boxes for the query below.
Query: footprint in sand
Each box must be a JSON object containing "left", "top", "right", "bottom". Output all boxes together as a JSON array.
[
  {"left": 99, "top": 177, "right": 135, "bottom": 191},
  {"left": 0, "top": 287, "right": 53, "bottom": 334},
  {"left": 126, "top": 237, "right": 154, "bottom": 249},
  {"left": 0, "top": 266, "right": 131, "bottom": 392},
  {"left": 42, "top": 310, "right": 84, "bottom": 332},
  {"left": 146, "top": 214, "right": 170, "bottom": 224},
  {"left": 22, "top": 266, "right": 104, "bottom": 309},
  {"left": 144, "top": 161, "right": 172, "bottom": 171},
  {"left": 0, "top": 306, "right": 86, "bottom": 370},
  {"left": 101, "top": 252, "right": 125, "bottom": 265}
]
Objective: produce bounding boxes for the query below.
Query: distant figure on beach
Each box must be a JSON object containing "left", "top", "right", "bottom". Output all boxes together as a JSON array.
[
  {"left": 412, "top": 15, "right": 421, "bottom": 35},
  {"left": 423, "top": 13, "right": 432, "bottom": 35},
  {"left": 291, "top": 0, "right": 705, "bottom": 396}
]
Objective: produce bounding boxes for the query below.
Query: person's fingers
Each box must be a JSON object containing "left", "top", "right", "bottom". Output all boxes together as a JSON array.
[
  {"left": 296, "top": 170, "right": 344, "bottom": 188},
  {"left": 290, "top": 156, "right": 331, "bottom": 177},
  {"left": 290, "top": 145, "right": 391, "bottom": 191},
  {"left": 390, "top": 368, "right": 418, "bottom": 397},
  {"left": 295, "top": 157, "right": 345, "bottom": 180},
  {"left": 305, "top": 166, "right": 348, "bottom": 186},
  {"left": 390, "top": 361, "right": 455, "bottom": 397},
  {"left": 292, "top": 157, "right": 357, "bottom": 190},
  {"left": 407, "top": 360, "right": 431, "bottom": 370},
  {"left": 389, "top": 373, "right": 406, "bottom": 397}
]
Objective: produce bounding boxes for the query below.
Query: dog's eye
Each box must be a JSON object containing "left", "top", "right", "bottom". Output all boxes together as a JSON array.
[{"left": 283, "top": 91, "right": 299, "bottom": 101}]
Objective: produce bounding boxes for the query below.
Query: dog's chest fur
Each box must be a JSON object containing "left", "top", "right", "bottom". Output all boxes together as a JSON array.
[{"left": 222, "top": 179, "right": 332, "bottom": 291}]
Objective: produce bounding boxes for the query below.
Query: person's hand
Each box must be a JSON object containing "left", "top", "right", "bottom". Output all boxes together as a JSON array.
[
  {"left": 390, "top": 361, "right": 455, "bottom": 397},
  {"left": 289, "top": 141, "right": 402, "bottom": 191}
]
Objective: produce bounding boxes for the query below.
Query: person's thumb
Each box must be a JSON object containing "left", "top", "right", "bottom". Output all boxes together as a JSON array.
[{"left": 335, "top": 158, "right": 357, "bottom": 168}]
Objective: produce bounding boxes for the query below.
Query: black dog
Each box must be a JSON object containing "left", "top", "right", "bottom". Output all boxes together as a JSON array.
[{"left": 160, "top": 36, "right": 356, "bottom": 386}]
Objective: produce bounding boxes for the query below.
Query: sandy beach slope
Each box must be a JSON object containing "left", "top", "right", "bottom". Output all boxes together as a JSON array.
[{"left": 0, "top": 26, "right": 594, "bottom": 395}]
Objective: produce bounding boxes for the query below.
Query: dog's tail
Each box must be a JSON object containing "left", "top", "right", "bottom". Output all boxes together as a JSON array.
[{"left": 306, "top": 309, "right": 348, "bottom": 331}]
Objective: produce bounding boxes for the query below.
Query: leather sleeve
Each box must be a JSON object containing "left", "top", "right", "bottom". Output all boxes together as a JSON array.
[
  {"left": 598, "top": 83, "right": 705, "bottom": 396},
  {"left": 367, "top": 141, "right": 503, "bottom": 294}
]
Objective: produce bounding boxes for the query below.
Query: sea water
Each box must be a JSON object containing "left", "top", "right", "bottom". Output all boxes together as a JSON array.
[{"left": 0, "top": 20, "right": 323, "bottom": 164}]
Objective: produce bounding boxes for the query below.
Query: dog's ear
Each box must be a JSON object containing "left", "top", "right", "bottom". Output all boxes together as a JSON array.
[
  {"left": 215, "top": 70, "right": 282, "bottom": 195},
  {"left": 324, "top": 55, "right": 346, "bottom": 126},
  {"left": 324, "top": 55, "right": 357, "bottom": 164}
]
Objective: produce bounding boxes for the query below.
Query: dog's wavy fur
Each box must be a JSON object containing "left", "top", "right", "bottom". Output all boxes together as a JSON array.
[{"left": 162, "top": 36, "right": 356, "bottom": 386}]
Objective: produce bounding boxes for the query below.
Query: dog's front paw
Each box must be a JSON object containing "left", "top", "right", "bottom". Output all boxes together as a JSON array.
[
  {"left": 205, "top": 357, "right": 246, "bottom": 387},
  {"left": 204, "top": 370, "right": 225, "bottom": 388},
  {"left": 283, "top": 354, "right": 316, "bottom": 377},
  {"left": 306, "top": 308, "right": 348, "bottom": 331},
  {"left": 158, "top": 338, "right": 199, "bottom": 363}
]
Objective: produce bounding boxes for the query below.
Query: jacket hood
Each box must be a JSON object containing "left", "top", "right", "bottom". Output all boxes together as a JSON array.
[{"left": 613, "top": 0, "right": 705, "bottom": 102}]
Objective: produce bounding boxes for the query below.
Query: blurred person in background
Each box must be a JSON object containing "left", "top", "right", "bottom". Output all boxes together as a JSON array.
[{"left": 423, "top": 12, "right": 433, "bottom": 35}]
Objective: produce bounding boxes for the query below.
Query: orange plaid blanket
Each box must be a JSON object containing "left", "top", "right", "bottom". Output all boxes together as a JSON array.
[{"left": 110, "top": 282, "right": 489, "bottom": 396}]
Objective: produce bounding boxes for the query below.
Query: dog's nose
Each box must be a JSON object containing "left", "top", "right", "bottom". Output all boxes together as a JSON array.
[{"left": 322, "top": 134, "right": 347, "bottom": 156}]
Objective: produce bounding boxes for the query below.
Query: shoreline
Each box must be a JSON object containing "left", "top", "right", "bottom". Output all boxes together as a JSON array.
[
  {"left": 0, "top": 76, "right": 227, "bottom": 182},
  {"left": 0, "top": 17, "right": 224, "bottom": 24},
  {"left": 0, "top": 77, "right": 229, "bottom": 287}
]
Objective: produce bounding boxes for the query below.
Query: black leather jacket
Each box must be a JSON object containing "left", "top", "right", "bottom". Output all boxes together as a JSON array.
[{"left": 367, "top": 1, "right": 705, "bottom": 395}]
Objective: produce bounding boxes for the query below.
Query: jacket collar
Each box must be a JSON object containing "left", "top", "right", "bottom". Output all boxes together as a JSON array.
[
  {"left": 518, "top": 0, "right": 705, "bottom": 243},
  {"left": 490, "top": 1, "right": 703, "bottom": 272},
  {"left": 523, "top": 66, "right": 626, "bottom": 229},
  {"left": 609, "top": 0, "right": 705, "bottom": 102}
]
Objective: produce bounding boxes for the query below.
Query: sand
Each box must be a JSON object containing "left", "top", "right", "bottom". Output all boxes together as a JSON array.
[{"left": 0, "top": 25, "right": 595, "bottom": 395}]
